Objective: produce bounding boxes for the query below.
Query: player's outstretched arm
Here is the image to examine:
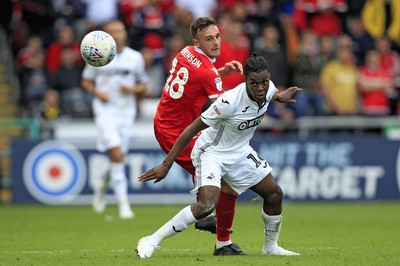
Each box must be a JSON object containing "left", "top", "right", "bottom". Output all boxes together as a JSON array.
[
  {"left": 273, "top": 86, "right": 302, "bottom": 104},
  {"left": 138, "top": 117, "right": 209, "bottom": 183},
  {"left": 218, "top": 60, "right": 243, "bottom": 79}
]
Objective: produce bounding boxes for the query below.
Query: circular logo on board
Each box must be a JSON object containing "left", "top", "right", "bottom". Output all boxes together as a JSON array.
[{"left": 23, "top": 140, "right": 87, "bottom": 204}]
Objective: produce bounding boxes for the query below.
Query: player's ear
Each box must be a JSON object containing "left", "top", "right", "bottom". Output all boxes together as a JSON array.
[{"left": 192, "top": 39, "right": 199, "bottom": 48}]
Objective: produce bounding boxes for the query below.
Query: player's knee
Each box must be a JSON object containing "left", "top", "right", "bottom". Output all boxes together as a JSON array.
[
  {"left": 193, "top": 199, "right": 216, "bottom": 219},
  {"left": 266, "top": 185, "right": 283, "bottom": 205}
]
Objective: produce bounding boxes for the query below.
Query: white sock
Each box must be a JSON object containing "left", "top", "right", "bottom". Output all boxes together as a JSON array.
[
  {"left": 110, "top": 162, "right": 128, "bottom": 203},
  {"left": 216, "top": 240, "right": 232, "bottom": 249},
  {"left": 151, "top": 206, "right": 197, "bottom": 245},
  {"left": 262, "top": 210, "right": 282, "bottom": 250}
]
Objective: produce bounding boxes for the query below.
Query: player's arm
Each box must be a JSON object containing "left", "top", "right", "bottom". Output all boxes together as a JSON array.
[
  {"left": 201, "top": 97, "right": 219, "bottom": 112},
  {"left": 218, "top": 60, "right": 243, "bottom": 79},
  {"left": 272, "top": 86, "right": 302, "bottom": 103},
  {"left": 120, "top": 82, "right": 148, "bottom": 95},
  {"left": 138, "top": 117, "right": 209, "bottom": 183},
  {"left": 81, "top": 79, "right": 109, "bottom": 102}
]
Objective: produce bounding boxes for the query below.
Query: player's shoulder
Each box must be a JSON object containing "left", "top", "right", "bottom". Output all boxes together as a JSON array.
[
  {"left": 122, "top": 47, "right": 143, "bottom": 58},
  {"left": 218, "top": 83, "right": 246, "bottom": 106}
]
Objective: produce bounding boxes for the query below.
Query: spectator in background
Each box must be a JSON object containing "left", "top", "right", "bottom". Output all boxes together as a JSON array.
[
  {"left": 245, "top": 0, "right": 284, "bottom": 42},
  {"left": 173, "top": 6, "right": 195, "bottom": 46},
  {"left": 16, "top": 36, "right": 44, "bottom": 71},
  {"left": 292, "top": 30, "right": 325, "bottom": 117},
  {"left": 81, "top": 0, "right": 119, "bottom": 31},
  {"left": 279, "top": 4, "right": 300, "bottom": 68},
  {"left": 294, "top": 0, "right": 347, "bottom": 36},
  {"left": 21, "top": 52, "right": 49, "bottom": 116},
  {"left": 141, "top": 47, "right": 166, "bottom": 98},
  {"left": 174, "top": 0, "right": 217, "bottom": 19},
  {"left": 20, "top": 0, "right": 56, "bottom": 46},
  {"left": 124, "top": 0, "right": 174, "bottom": 54},
  {"left": 49, "top": 48, "right": 91, "bottom": 118},
  {"left": 361, "top": 0, "right": 400, "bottom": 49},
  {"left": 45, "top": 25, "right": 82, "bottom": 75},
  {"left": 51, "top": 0, "right": 86, "bottom": 36},
  {"left": 173, "top": 0, "right": 217, "bottom": 46},
  {"left": 163, "top": 33, "right": 185, "bottom": 70},
  {"left": 358, "top": 50, "right": 393, "bottom": 116},
  {"left": 347, "top": 16, "right": 375, "bottom": 66},
  {"left": 375, "top": 36, "right": 400, "bottom": 115},
  {"left": 320, "top": 46, "right": 359, "bottom": 116},
  {"left": 317, "top": 34, "right": 336, "bottom": 65},
  {"left": 254, "top": 24, "right": 290, "bottom": 91},
  {"left": 214, "top": 12, "right": 250, "bottom": 90},
  {"left": 38, "top": 89, "right": 62, "bottom": 121},
  {"left": 255, "top": 24, "right": 292, "bottom": 122}
]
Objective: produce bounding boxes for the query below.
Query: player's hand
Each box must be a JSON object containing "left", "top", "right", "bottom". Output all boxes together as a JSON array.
[
  {"left": 120, "top": 84, "right": 133, "bottom": 94},
  {"left": 96, "top": 91, "right": 110, "bottom": 103},
  {"left": 138, "top": 163, "right": 170, "bottom": 184},
  {"left": 275, "top": 86, "right": 302, "bottom": 103},
  {"left": 219, "top": 60, "right": 243, "bottom": 78}
]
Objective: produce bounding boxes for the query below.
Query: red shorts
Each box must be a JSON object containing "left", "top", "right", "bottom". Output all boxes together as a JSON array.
[{"left": 154, "top": 126, "right": 196, "bottom": 176}]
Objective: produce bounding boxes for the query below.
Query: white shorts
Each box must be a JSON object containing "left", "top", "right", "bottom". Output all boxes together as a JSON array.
[
  {"left": 191, "top": 148, "right": 272, "bottom": 195},
  {"left": 94, "top": 115, "right": 134, "bottom": 154}
]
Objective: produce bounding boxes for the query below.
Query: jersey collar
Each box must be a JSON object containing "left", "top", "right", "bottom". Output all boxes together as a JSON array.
[{"left": 194, "top": 46, "right": 216, "bottom": 63}]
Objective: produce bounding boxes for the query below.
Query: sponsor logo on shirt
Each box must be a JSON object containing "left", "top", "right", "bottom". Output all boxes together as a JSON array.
[
  {"left": 207, "top": 173, "right": 216, "bottom": 180},
  {"left": 221, "top": 99, "right": 229, "bottom": 104},
  {"left": 237, "top": 114, "right": 264, "bottom": 131}
]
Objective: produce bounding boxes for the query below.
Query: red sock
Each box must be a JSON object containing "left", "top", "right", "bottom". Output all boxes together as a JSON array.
[{"left": 216, "top": 191, "right": 238, "bottom": 242}]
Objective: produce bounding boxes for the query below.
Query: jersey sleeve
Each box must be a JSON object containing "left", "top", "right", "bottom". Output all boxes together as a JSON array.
[
  {"left": 205, "top": 76, "right": 223, "bottom": 100},
  {"left": 134, "top": 53, "right": 149, "bottom": 84},
  {"left": 200, "top": 95, "right": 232, "bottom": 126},
  {"left": 268, "top": 80, "right": 278, "bottom": 97},
  {"left": 81, "top": 64, "right": 96, "bottom": 80}
]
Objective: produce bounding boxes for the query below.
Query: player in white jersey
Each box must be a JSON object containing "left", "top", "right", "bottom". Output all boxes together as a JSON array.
[
  {"left": 136, "top": 53, "right": 301, "bottom": 258},
  {"left": 82, "top": 20, "right": 148, "bottom": 219}
]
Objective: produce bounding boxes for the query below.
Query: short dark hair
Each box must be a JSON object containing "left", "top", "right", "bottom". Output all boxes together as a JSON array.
[
  {"left": 190, "top": 17, "right": 217, "bottom": 39},
  {"left": 244, "top": 52, "right": 270, "bottom": 76}
]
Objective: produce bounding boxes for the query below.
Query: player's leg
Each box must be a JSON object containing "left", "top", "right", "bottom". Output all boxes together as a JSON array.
[
  {"left": 136, "top": 185, "right": 220, "bottom": 259},
  {"left": 192, "top": 149, "right": 246, "bottom": 256},
  {"left": 92, "top": 115, "right": 114, "bottom": 214},
  {"left": 250, "top": 172, "right": 299, "bottom": 256},
  {"left": 212, "top": 180, "right": 245, "bottom": 255},
  {"left": 107, "top": 146, "right": 133, "bottom": 219},
  {"left": 155, "top": 129, "right": 221, "bottom": 234}
]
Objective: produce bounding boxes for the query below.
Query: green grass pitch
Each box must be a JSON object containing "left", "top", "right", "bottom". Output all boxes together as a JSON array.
[{"left": 1, "top": 202, "right": 399, "bottom": 265}]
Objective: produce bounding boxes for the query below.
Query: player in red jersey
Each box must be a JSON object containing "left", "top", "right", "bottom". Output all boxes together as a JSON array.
[{"left": 154, "top": 16, "right": 246, "bottom": 255}]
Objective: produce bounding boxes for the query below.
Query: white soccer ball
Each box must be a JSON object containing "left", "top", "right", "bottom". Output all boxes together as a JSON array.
[{"left": 80, "top": 30, "right": 117, "bottom": 67}]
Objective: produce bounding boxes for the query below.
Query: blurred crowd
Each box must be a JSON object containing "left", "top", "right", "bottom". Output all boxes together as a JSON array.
[{"left": 2, "top": 0, "right": 400, "bottom": 123}]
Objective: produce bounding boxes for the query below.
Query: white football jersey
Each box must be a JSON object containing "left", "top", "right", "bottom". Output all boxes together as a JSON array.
[
  {"left": 194, "top": 80, "right": 277, "bottom": 163},
  {"left": 82, "top": 47, "right": 149, "bottom": 118}
]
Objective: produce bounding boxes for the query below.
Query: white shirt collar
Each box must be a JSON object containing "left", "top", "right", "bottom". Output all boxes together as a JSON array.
[{"left": 194, "top": 46, "right": 216, "bottom": 63}]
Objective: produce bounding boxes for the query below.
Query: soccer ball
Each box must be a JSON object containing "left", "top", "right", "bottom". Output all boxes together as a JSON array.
[{"left": 80, "top": 30, "right": 117, "bottom": 67}]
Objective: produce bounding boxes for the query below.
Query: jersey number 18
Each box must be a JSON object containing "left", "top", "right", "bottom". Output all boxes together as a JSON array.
[{"left": 164, "top": 58, "right": 189, "bottom": 99}]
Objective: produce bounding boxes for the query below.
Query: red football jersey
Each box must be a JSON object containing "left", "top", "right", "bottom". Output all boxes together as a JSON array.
[{"left": 155, "top": 46, "right": 224, "bottom": 138}]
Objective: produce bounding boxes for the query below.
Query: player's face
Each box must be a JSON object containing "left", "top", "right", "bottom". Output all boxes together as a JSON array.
[
  {"left": 245, "top": 70, "right": 271, "bottom": 106},
  {"left": 104, "top": 21, "right": 127, "bottom": 52},
  {"left": 193, "top": 25, "right": 221, "bottom": 58}
]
